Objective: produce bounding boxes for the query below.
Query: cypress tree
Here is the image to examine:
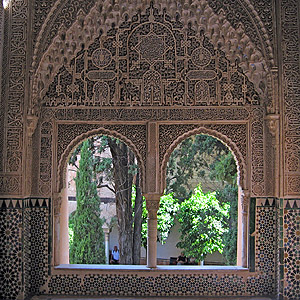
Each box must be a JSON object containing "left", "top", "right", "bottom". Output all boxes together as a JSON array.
[{"left": 69, "top": 140, "right": 106, "bottom": 264}]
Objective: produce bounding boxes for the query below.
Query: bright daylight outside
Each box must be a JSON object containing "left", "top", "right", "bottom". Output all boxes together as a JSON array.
[{"left": 67, "top": 134, "right": 238, "bottom": 266}]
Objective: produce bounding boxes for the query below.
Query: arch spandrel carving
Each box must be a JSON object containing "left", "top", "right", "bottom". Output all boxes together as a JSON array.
[
  {"left": 56, "top": 125, "right": 146, "bottom": 193},
  {"left": 159, "top": 125, "right": 248, "bottom": 193},
  {"left": 31, "top": 0, "right": 272, "bottom": 112}
]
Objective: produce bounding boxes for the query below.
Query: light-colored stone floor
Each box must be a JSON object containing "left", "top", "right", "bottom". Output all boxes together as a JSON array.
[{"left": 31, "top": 296, "right": 275, "bottom": 300}]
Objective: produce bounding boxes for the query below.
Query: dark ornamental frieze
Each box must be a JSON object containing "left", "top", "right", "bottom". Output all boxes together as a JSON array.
[
  {"left": 42, "top": 3, "right": 260, "bottom": 109},
  {"left": 40, "top": 107, "right": 250, "bottom": 122}
]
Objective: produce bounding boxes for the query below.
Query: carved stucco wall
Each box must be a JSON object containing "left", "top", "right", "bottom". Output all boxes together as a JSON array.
[
  {"left": 1, "top": 0, "right": 300, "bottom": 299},
  {"left": 0, "top": 0, "right": 274, "bottom": 198},
  {"left": 30, "top": 1, "right": 270, "bottom": 200}
]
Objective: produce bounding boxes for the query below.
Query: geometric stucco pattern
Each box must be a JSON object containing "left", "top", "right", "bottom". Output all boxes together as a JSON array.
[
  {"left": 40, "top": 107, "right": 251, "bottom": 122},
  {"left": 250, "top": 107, "right": 265, "bottom": 196},
  {"left": 39, "top": 122, "right": 53, "bottom": 196},
  {"left": 32, "top": 0, "right": 274, "bottom": 72},
  {"left": 32, "top": 0, "right": 269, "bottom": 109},
  {"left": 281, "top": 0, "right": 300, "bottom": 197},
  {"left": 40, "top": 3, "right": 261, "bottom": 110}
]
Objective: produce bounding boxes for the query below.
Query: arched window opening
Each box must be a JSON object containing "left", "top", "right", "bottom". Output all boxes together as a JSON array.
[
  {"left": 159, "top": 134, "right": 239, "bottom": 266},
  {"left": 63, "top": 135, "right": 145, "bottom": 265}
]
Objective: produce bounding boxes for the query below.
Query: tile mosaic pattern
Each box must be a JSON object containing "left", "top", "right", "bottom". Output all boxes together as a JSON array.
[
  {"left": 3, "top": 197, "right": 299, "bottom": 299},
  {"left": 0, "top": 198, "right": 50, "bottom": 300},
  {"left": 283, "top": 200, "right": 300, "bottom": 300},
  {"left": 42, "top": 198, "right": 277, "bottom": 298},
  {"left": 46, "top": 272, "right": 278, "bottom": 297},
  {"left": 0, "top": 202, "right": 23, "bottom": 299},
  {"left": 24, "top": 203, "right": 50, "bottom": 298},
  {"left": 255, "top": 198, "right": 277, "bottom": 296}
]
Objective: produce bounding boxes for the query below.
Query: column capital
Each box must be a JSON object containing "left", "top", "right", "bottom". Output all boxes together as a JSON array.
[
  {"left": 265, "top": 114, "right": 280, "bottom": 138},
  {"left": 143, "top": 193, "right": 161, "bottom": 217},
  {"left": 53, "top": 192, "right": 62, "bottom": 217},
  {"left": 241, "top": 189, "right": 250, "bottom": 214},
  {"left": 26, "top": 114, "right": 39, "bottom": 138}
]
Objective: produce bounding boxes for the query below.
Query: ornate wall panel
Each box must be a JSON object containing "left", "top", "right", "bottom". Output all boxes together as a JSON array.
[
  {"left": 250, "top": 107, "right": 265, "bottom": 196},
  {"left": 0, "top": 198, "right": 50, "bottom": 300},
  {"left": 0, "top": 175, "right": 21, "bottom": 194},
  {"left": 0, "top": 4, "right": 4, "bottom": 173},
  {"left": 19, "top": 199, "right": 271, "bottom": 297},
  {"left": 33, "top": 0, "right": 96, "bottom": 65},
  {"left": 33, "top": 0, "right": 274, "bottom": 73},
  {"left": 281, "top": 0, "right": 300, "bottom": 196},
  {"left": 39, "top": 121, "right": 53, "bottom": 196},
  {"left": 249, "top": 0, "right": 274, "bottom": 49},
  {"left": 0, "top": 0, "right": 28, "bottom": 195},
  {"left": 208, "top": 0, "right": 274, "bottom": 63}
]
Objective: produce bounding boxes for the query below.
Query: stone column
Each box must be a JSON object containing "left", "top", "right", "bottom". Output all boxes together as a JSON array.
[
  {"left": 238, "top": 188, "right": 250, "bottom": 268},
  {"left": 53, "top": 192, "right": 62, "bottom": 266},
  {"left": 103, "top": 227, "right": 110, "bottom": 264},
  {"left": 144, "top": 193, "right": 160, "bottom": 268},
  {"left": 59, "top": 185, "right": 69, "bottom": 264}
]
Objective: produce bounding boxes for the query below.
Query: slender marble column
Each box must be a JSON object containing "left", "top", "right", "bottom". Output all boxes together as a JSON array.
[
  {"left": 103, "top": 227, "right": 110, "bottom": 264},
  {"left": 145, "top": 193, "right": 160, "bottom": 268},
  {"left": 241, "top": 189, "right": 250, "bottom": 268},
  {"left": 59, "top": 185, "right": 69, "bottom": 264}
]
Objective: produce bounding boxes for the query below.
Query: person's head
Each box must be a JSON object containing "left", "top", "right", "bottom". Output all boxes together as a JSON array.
[
  {"left": 181, "top": 252, "right": 184, "bottom": 256},
  {"left": 114, "top": 245, "right": 118, "bottom": 251}
]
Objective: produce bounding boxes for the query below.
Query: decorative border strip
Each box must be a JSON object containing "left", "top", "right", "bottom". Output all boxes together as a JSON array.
[{"left": 0, "top": 198, "right": 50, "bottom": 209}]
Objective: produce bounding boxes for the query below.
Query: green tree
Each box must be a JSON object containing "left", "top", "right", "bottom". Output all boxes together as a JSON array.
[
  {"left": 69, "top": 136, "right": 143, "bottom": 264},
  {"left": 216, "top": 184, "right": 238, "bottom": 265},
  {"left": 166, "top": 134, "right": 238, "bottom": 265},
  {"left": 166, "top": 135, "right": 231, "bottom": 200},
  {"left": 69, "top": 140, "right": 106, "bottom": 264},
  {"left": 140, "top": 193, "right": 179, "bottom": 249},
  {"left": 176, "top": 185, "right": 230, "bottom": 263}
]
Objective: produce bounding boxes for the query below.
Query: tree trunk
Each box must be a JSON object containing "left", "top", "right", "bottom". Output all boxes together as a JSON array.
[
  {"left": 133, "top": 169, "right": 143, "bottom": 264},
  {"left": 108, "top": 138, "right": 134, "bottom": 264}
]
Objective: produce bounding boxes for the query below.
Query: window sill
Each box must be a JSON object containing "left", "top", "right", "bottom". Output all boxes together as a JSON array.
[{"left": 53, "top": 264, "right": 252, "bottom": 275}]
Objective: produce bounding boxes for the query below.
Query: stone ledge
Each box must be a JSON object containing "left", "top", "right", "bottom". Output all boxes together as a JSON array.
[{"left": 52, "top": 264, "right": 253, "bottom": 276}]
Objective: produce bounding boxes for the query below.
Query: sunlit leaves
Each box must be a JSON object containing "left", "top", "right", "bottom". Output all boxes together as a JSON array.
[{"left": 176, "top": 185, "right": 230, "bottom": 263}]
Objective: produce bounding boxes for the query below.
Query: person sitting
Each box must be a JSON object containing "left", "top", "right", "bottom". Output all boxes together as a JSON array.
[
  {"left": 176, "top": 252, "right": 187, "bottom": 265},
  {"left": 110, "top": 245, "right": 120, "bottom": 264}
]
